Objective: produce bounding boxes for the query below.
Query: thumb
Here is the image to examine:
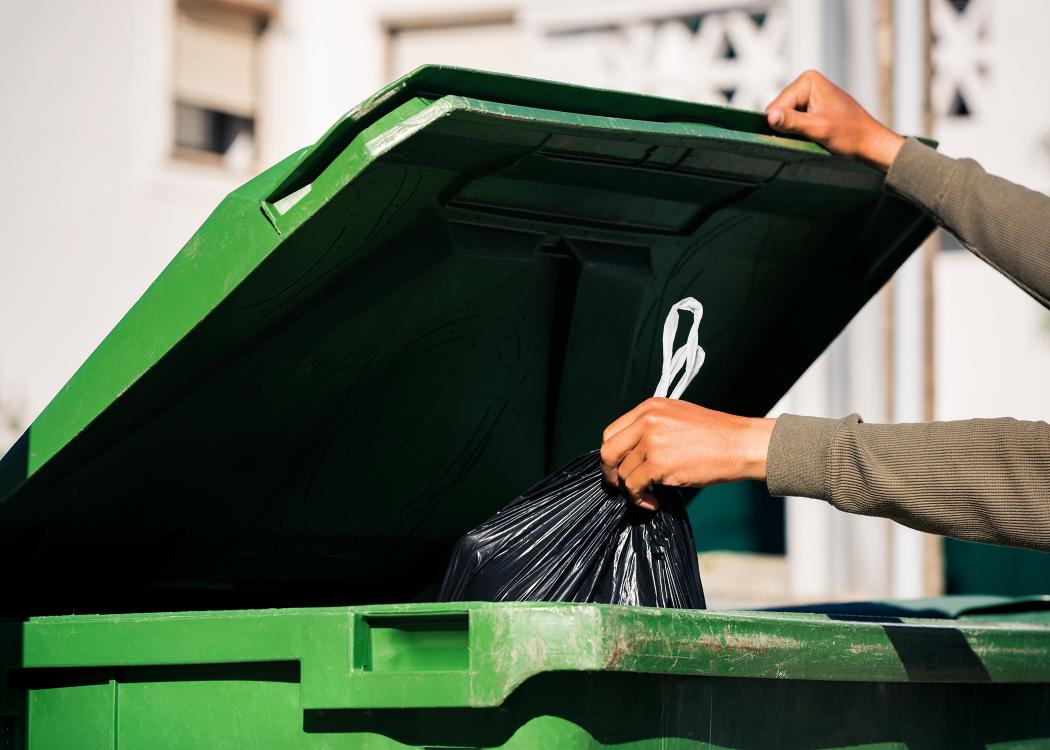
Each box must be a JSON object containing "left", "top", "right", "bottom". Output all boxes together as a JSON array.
[{"left": 767, "top": 107, "right": 823, "bottom": 139}]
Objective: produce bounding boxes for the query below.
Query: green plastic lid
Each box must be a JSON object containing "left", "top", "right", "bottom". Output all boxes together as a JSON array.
[{"left": 0, "top": 66, "right": 933, "bottom": 612}]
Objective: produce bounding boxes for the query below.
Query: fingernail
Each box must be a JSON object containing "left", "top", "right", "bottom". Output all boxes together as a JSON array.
[{"left": 769, "top": 109, "right": 783, "bottom": 127}]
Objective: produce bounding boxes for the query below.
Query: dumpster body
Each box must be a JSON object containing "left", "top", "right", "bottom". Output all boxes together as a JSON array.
[
  {"left": 5, "top": 600, "right": 1050, "bottom": 748},
  {"left": 3, "top": 66, "right": 1048, "bottom": 747}
]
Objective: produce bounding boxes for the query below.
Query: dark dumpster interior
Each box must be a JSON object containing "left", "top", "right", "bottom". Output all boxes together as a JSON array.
[{"left": 0, "top": 67, "right": 934, "bottom": 613}]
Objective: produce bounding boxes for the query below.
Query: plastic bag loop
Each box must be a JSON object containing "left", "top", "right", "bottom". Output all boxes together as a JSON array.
[{"left": 652, "top": 297, "right": 705, "bottom": 400}]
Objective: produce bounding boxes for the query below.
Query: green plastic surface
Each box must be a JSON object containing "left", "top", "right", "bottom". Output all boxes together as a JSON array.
[
  {"left": 947, "top": 536, "right": 1050, "bottom": 597},
  {"left": 0, "top": 66, "right": 934, "bottom": 613},
  {"left": 3, "top": 600, "right": 1050, "bottom": 748}
]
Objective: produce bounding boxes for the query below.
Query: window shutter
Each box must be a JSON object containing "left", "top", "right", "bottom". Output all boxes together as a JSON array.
[
  {"left": 174, "top": 2, "right": 259, "bottom": 117},
  {"left": 388, "top": 22, "right": 526, "bottom": 81}
]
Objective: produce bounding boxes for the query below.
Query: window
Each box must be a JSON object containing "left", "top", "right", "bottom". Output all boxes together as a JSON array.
[
  {"left": 386, "top": 15, "right": 526, "bottom": 82},
  {"left": 173, "top": 0, "right": 272, "bottom": 169}
]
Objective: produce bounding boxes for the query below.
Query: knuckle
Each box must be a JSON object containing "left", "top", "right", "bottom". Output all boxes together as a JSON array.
[
  {"left": 649, "top": 408, "right": 671, "bottom": 423},
  {"left": 641, "top": 412, "right": 658, "bottom": 427}
]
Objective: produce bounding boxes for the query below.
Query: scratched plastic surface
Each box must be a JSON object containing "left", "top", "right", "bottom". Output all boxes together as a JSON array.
[
  {"left": 7, "top": 601, "right": 1050, "bottom": 748},
  {"left": 439, "top": 450, "right": 705, "bottom": 607}
]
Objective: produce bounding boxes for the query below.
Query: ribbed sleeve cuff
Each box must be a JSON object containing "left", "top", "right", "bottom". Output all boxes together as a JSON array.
[
  {"left": 884, "top": 137, "right": 957, "bottom": 211},
  {"left": 766, "top": 413, "right": 840, "bottom": 500}
]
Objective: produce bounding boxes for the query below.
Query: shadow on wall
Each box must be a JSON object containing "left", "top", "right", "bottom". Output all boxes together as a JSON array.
[
  {"left": 0, "top": 429, "right": 27, "bottom": 516},
  {"left": 0, "top": 392, "right": 25, "bottom": 461}
]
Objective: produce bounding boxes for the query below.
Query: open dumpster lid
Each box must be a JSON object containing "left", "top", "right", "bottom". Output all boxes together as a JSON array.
[{"left": 0, "top": 66, "right": 934, "bottom": 613}]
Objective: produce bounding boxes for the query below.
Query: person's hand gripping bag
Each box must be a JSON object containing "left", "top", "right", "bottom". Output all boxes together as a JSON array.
[{"left": 439, "top": 298, "right": 707, "bottom": 608}]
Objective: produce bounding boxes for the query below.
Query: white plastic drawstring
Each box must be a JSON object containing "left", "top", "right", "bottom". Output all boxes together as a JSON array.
[{"left": 652, "top": 297, "right": 705, "bottom": 400}]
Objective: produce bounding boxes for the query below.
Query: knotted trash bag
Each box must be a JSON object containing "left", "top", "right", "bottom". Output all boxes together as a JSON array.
[{"left": 438, "top": 298, "right": 707, "bottom": 608}]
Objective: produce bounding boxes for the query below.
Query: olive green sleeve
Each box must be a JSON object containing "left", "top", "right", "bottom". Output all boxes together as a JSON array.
[
  {"left": 762, "top": 142, "right": 1050, "bottom": 550},
  {"left": 767, "top": 413, "right": 1050, "bottom": 551},
  {"left": 885, "top": 137, "right": 1050, "bottom": 308}
]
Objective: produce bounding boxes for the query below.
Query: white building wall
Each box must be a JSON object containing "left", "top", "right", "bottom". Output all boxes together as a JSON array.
[
  {"left": 0, "top": 1, "right": 239, "bottom": 447},
  {"left": 0, "top": 0, "right": 387, "bottom": 451},
  {"left": 931, "top": 0, "right": 1050, "bottom": 427}
]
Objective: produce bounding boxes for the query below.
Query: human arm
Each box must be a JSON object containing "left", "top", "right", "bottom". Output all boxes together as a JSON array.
[
  {"left": 599, "top": 400, "right": 1050, "bottom": 551},
  {"left": 884, "top": 139, "right": 1050, "bottom": 307},
  {"left": 600, "top": 71, "right": 1050, "bottom": 550},
  {"left": 768, "top": 414, "right": 1050, "bottom": 551},
  {"left": 766, "top": 69, "right": 1050, "bottom": 307}
]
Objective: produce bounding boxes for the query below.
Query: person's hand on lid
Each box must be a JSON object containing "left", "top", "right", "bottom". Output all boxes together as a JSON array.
[
  {"left": 766, "top": 69, "right": 904, "bottom": 172},
  {"left": 600, "top": 398, "right": 776, "bottom": 511}
]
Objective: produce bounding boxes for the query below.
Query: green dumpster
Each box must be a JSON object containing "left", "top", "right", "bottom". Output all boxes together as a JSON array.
[
  {"left": 4, "top": 600, "right": 1050, "bottom": 748},
  {"left": 2, "top": 66, "right": 1047, "bottom": 747}
]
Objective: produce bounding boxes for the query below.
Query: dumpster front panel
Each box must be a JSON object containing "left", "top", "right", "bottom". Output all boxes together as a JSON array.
[{"left": 7, "top": 602, "right": 1050, "bottom": 748}]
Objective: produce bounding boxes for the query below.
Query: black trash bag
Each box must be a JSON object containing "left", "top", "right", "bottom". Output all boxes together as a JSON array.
[
  {"left": 439, "top": 297, "right": 707, "bottom": 608},
  {"left": 437, "top": 449, "right": 705, "bottom": 607}
]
